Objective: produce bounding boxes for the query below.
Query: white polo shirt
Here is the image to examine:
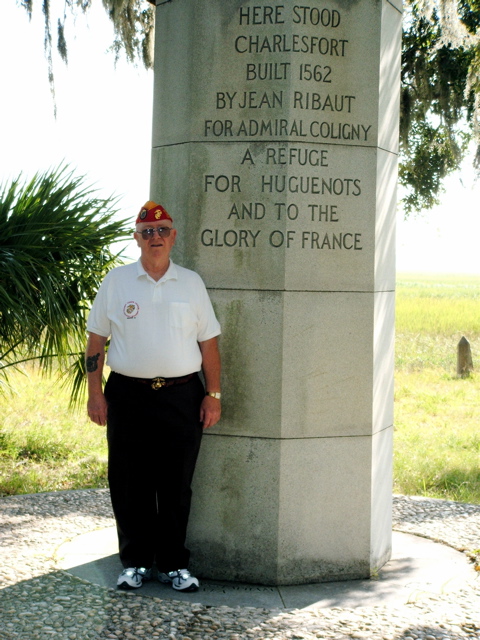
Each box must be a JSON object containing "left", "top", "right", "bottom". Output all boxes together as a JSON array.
[{"left": 87, "top": 260, "right": 221, "bottom": 378}]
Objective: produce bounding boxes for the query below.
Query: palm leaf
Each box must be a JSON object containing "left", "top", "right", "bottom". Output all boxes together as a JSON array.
[{"left": 0, "top": 164, "right": 130, "bottom": 398}]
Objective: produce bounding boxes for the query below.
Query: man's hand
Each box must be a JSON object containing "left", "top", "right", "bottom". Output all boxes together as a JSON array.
[
  {"left": 200, "top": 395, "right": 221, "bottom": 429},
  {"left": 87, "top": 392, "right": 108, "bottom": 426}
]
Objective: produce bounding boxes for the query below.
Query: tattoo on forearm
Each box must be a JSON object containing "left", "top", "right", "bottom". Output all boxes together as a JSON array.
[{"left": 86, "top": 353, "right": 101, "bottom": 373}]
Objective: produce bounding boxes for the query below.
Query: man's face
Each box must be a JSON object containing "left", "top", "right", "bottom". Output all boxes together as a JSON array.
[{"left": 134, "top": 220, "right": 177, "bottom": 259}]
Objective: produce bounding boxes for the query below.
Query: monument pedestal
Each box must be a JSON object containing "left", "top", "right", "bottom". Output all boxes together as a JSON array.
[
  {"left": 189, "top": 428, "right": 393, "bottom": 585},
  {"left": 150, "top": 0, "right": 402, "bottom": 584}
]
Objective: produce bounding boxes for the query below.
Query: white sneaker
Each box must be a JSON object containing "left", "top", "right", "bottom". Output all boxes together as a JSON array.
[
  {"left": 117, "top": 567, "right": 152, "bottom": 590},
  {"left": 158, "top": 568, "right": 199, "bottom": 592}
]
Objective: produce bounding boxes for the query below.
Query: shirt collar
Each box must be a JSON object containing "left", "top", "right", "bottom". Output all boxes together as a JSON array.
[{"left": 136, "top": 259, "right": 178, "bottom": 282}]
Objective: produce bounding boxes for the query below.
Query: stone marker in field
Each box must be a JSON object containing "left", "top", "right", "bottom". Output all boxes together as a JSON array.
[
  {"left": 457, "top": 336, "right": 474, "bottom": 377},
  {"left": 149, "top": 0, "right": 401, "bottom": 584}
]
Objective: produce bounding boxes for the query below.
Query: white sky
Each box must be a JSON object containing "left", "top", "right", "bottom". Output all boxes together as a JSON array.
[
  {"left": 0, "top": 1, "right": 151, "bottom": 259},
  {"left": 1, "top": 1, "right": 479, "bottom": 274},
  {"left": 396, "top": 156, "right": 480, "bottom": 275}
]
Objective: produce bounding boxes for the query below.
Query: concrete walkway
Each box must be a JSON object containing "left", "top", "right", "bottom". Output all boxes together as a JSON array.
[
  {"left": 0, "top": 490, "right": 479, "bottom": 640},
  {"left": 56, "top": 526, "right": 475, "bottom": 609}
]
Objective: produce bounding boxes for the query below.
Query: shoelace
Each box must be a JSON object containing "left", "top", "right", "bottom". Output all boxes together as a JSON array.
[
  {"left": 167, "top": 569, "right": 185, "bottom": 581},
  {"left": 126, "top": 568, "right": 146, "bottom": 582},
  {"left": 177, "top": 570, "right": 191, "bottom": 583}
]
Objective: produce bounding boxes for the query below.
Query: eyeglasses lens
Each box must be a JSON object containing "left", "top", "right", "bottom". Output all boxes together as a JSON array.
[{"left": 140, "top": 227, "right": 171, "bottom": 240}]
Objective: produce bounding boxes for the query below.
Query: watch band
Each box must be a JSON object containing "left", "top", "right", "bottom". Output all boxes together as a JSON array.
[{"left": 206, "top": 391, "right": 221, "bottom": 400}]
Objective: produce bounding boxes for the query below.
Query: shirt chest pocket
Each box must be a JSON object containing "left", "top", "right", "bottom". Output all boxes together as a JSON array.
[{"left": 168, "top": 302, "right": 195, "bottom": 329}]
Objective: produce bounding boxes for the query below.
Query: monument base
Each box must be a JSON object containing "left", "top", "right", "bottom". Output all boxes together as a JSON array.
[{"left": 189, "top": 428, "right": 392, "bottom": 586}]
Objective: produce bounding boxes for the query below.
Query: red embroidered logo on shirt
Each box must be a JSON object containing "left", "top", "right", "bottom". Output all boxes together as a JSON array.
[{"left": 123, "top": 301, "right": 140, "bottom": 319}]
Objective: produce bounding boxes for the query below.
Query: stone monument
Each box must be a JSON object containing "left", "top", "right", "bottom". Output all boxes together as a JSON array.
[{"left": 149, "top": 0, "right": 401, "bottom": 585}]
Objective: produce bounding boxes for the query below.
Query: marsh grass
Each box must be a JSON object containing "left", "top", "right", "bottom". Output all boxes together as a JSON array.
[
  {"left": 0, "top": 367, "right": 107, "bottom": 496},
  {"left": 395, "top": 273, "right": 480, "bottom": 504}
]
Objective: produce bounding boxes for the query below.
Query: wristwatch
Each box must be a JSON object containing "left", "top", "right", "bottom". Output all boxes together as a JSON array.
[{"left": 206, "top": 391, "right": 221, "bottom": 400}]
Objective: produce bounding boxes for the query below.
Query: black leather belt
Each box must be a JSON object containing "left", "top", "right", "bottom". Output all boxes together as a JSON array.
[{"left": 115, "top": 372, "right": 196, "bottom": 390}]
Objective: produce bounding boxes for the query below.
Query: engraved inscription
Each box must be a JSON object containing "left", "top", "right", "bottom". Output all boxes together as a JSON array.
[{"left": 197, "top": 3, "right": 373, "bottom": 255}]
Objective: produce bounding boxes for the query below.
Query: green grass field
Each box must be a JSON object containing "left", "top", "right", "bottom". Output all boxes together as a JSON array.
[
  {"left": 0, "top": 272, "right": 479, "bottom": 502},
  {"left": 394, "top": 273, "right": 480, "bottom": 503},
  {"left": 0, "top": 372, "right": 108, "bottom": 496}
]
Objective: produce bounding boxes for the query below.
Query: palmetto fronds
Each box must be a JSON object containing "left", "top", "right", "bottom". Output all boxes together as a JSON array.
[{"left": 0, "top": 164, "right": 130, "bottom": 398}]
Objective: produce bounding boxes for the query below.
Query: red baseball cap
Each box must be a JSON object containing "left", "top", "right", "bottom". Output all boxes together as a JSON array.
[{"left": 136, "top": 201, "right": 173, "bottom": 224}]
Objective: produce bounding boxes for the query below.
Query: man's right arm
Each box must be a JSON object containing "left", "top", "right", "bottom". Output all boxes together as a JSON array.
[{"left": 86, "top": 332, "right": 108, "bottom": 426}]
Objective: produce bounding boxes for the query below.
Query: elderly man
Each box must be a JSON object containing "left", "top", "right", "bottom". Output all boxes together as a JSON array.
[{"left": 85, "top": 201, "right": 221, "bottom": 592}]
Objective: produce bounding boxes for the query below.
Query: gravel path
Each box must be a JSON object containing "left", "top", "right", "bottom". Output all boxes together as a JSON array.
[{"left": 0, "top": 490, "right": 479, "bottom": 640}]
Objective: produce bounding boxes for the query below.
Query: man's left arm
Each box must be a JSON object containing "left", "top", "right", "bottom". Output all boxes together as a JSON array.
[{"left": 199, "top": 337, "right": 221, "bottom": 429}]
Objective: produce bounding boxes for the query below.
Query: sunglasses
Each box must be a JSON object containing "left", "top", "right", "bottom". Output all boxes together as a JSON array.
[{"left": 138, "top": 227, "right": 172, "bottom": 240}]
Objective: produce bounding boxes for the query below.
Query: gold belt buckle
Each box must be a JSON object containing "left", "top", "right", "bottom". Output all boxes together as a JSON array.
[{"left": 151, "top": 377, "right": 166, "bottom": 390}]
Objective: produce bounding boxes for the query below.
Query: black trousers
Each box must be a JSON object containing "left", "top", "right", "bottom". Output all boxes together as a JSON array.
[{"left": 104, "top": 371, "right": 204, "bottom": 571}]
